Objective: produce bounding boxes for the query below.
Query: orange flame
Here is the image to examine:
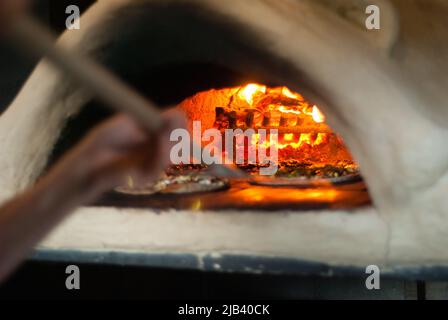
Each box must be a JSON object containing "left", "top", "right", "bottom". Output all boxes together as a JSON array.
[
  {"left": 312, "top": 105, "right": 325, "bottom": 123},
  {"left": 282, "top": 87, "right": 304, "bottom": 101},
  {"left": 240, "top": 83, "right": 266, "bottom": 104}
]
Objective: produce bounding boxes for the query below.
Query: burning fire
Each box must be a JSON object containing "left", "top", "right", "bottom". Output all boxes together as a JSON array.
[
  {"left": 235, "top": 83, "right": 329, "bottom": 150},
  {"left": 179, "top": 83, "right": 357, "bottom": 172}
]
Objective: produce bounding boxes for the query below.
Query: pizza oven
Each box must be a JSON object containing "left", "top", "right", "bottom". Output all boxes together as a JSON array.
[{"left": 1, "top": 0, "right": 448, "bottom": 282}]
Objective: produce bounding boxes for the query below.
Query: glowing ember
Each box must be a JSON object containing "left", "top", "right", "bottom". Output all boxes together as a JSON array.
[{"left": 278, "top": 105, "right": 301, "bottom": 115}]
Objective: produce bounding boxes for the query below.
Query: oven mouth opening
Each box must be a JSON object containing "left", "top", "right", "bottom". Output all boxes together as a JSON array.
[
  {"left": 117, "top": 82, "right": 359, "bottom": 187},
  {"left": 45, "top": 62, "right": 370, "bottom": 211},
  {"left": 108, "top": 83, "right": 368, "bottom": 211}
]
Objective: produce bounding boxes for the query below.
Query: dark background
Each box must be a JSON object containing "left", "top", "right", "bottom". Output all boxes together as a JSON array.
[{"left": 0, "top": 261, "right": 425, "bottom": 300}]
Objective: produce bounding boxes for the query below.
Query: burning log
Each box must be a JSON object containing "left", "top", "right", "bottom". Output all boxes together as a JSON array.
[
  {"left": 213, "top": 108, "right": 332, "bottom": 133},
  {"left": 245, "top": 109, "right": 256, "bottom": 128},
  {"left": 262, "top": 112, "right": 271, "bottom": 126},
  {"left": 279, "top": 115, "right": 288, "bottom": 127},
  {"left": 228, "top": 111, "right": 237, "bottom": 129}
]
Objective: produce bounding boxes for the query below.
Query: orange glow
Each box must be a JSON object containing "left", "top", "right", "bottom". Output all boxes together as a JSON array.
[
  {"left": 314, "top": 133, "right": 326, "bottom": 145},
  {"left": 191, "top": 199, "right": 202, "bottom": 211},
  {"left": 178, "top": 83, "right": 357, "bottom": 171},
  {"left": 238, "top": 186, "right": 341, "bottom": 203},
  {"left": 251, "top": 131, "right": 328, "bottom": 150}
]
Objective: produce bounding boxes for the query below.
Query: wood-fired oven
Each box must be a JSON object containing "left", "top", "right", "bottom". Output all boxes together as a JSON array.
[{"left": 0, "top": 0, "right": 448, "bottom": 278}]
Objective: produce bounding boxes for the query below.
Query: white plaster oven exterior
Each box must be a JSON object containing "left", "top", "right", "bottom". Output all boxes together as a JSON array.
[{"left": 0, "top": 0, "right": 447, "bottom": 274}]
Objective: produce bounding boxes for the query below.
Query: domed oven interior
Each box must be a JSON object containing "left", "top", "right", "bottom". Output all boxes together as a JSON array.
[
  {"left": 45, "top": 1, "right": 371, "bottom": 211},
  {"left": 47, "top": 81, "right": 370, "bottom": 211}
]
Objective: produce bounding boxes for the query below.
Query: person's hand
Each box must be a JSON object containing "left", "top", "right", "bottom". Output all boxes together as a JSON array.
[
  {"left": 0, "top": 108, "right": 187, "bottom": 282},
  {"left": 53, "top": 109, "right": 187, "bottom": 197}
]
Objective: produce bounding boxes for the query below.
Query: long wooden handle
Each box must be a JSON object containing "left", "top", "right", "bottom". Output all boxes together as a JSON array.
[{"left": 10, "top": 15, "right": 164, "bottom": 132}]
